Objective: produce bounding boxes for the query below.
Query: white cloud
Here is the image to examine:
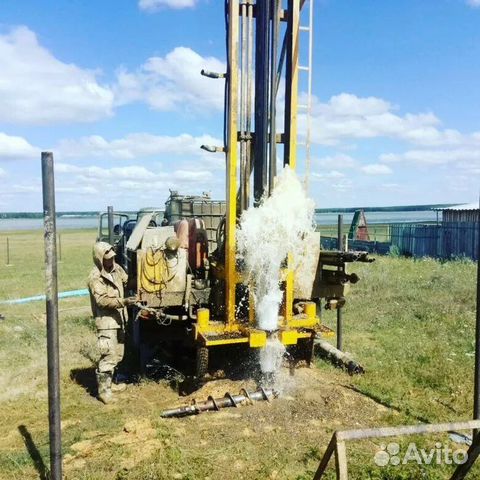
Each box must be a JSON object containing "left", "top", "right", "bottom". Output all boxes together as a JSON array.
[
  {"left": 315, "top": 153, "right": 359, "bottom": 170},
  {"left": 467, "top": 0, "right": 480, "bottom": 7},
  {"left": 0, "top": 167, "right": 6, "bottom": 178},
  {"left": 311, "top": 170, "right": 345, "bottom": 180},
  {"left": 139, "top": 0, "right": 197, "bottom": 11},
  {"left": 379, "top": 183, "right": 403, "bottom": 192},
  {"left": 0, "top": 132, "right": 39, "bottom": 161},
  {"left": 114, "top": 47, "right": 225, "bottom": 112},
  {"left": 56, "top": 132, "right": 222, "bottom": 160},
  {"left": 8, "top": 184, "right": 39, "bottom": 194},
  {"left": 56, "top": 163, "right": 156, "bottom": 180},
  {"left": 300, "top": 93, "right": 474, "bottom": 148},
  {"left": 0, "top": 26, "right": 114, "bottom": 125},
  {"left": 330, "top": 179, "right": 354, "bottom": 193},
  {"left": 361, "top": 164, "right": 393, "bottom": 175},
  {"left": 380, "top": 148, "right": 480, "bottom": 169},
  {"left": 56, "top": 162, "right": 213, "bottom": 184},
  {"left": 56, "top": 185, "right": 99, "bottom": 195},
  {"left": 312, "top": 154, "right": 392, "bottom": 180},
  {"left": 54, "top": 162, "right": 216, "bottom": 205},
  {"left": 0, "top": 28, "right": 222, "bottom": 125},
  {"left": 327, "top": 93, "right": 391, "bottom": 117}
]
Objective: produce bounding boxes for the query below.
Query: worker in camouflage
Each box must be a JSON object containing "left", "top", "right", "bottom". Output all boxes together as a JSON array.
[{"left": 88, "top": 241, "right": 136, "bottom": 404}]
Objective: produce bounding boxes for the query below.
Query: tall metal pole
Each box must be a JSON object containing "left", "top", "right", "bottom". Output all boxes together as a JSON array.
[
  {"left": 337, "top": 214, "right": 344, "bottom": 252},
  {"left": 447, "top": 198, "right": 480, "bottom": 480},
  {"left": 245, "top": 0, "right": 254, "bottom": 208},
  {"left": 240, "top": 1, "right": 247, "bottom": 212},
  {"left": 58, "top": 234, "right": 62, "bottom": 262},
  {"left": 6, "top": 237, "right": 10, "bottom": 266},
  {"left": 225, "top": 0, "right": 239, "bottom": 327},
  {"left": 283, "top": 0, "right": 300, "bottom": 169},
  {"left": 337, "top": 214, "right": 344, "bottom": 351},
  {"left": 107, "top": 205, "right": 114, "bottom": 246},
  {"left": 41, "top": 152, "right": 62, "bottom": 480},
  {"left": 304, "top": 0, "right": 314, "bottom": 194},
  {"left": 474, "top": 196, "right": 480, "bottom": 433},
  {"left": 254, "top": 0, "right": 271, "bottom": 204},
  {"left": 268, "top": 0, "right": 279, "bottom": 194}
]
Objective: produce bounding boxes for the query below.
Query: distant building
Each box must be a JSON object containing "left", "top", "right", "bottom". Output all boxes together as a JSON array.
[{"left": 434, "top": 203, "right": 479, "bottom": 223}]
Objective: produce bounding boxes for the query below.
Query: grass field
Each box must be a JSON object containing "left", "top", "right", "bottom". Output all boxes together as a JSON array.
[{"left": 0, "top": 228, "right": 478, "bottom": 479}]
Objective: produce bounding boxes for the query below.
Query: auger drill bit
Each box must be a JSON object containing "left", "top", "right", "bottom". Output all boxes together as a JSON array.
[{"left": 161, "top": 388, "right": 278, "bottom": 418}]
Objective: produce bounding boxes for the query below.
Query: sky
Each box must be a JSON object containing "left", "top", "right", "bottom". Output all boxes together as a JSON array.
[{"left": 0, "top": 0, "right": 479, "bottom": 212}]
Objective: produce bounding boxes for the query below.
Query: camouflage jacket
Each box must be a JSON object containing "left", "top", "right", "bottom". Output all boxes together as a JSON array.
[{"left": 88, "top": 242, "right": 128, "bottom": 330}]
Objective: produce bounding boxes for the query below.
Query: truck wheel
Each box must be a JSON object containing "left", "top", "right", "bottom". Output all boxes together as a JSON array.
[
  {"left": 292, "top": 336, "right": 315, "bottom": 367},
  {"left": 303, "top": 336, "right": 315, "bottom": 367},
  {"left": 195, "top": 346, "right": 209, "bottom": 380}
]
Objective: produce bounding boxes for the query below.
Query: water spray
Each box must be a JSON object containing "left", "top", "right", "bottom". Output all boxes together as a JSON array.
[{"left": 237, "top": 167, "right": 316, "bottom": 382}]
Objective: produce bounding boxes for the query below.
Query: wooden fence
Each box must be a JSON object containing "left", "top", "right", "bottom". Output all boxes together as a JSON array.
[
  {"left": 320, "top": 222, "right": 479, "bottom": 260},
  {"left": 390, "top": 222, "right": 478, "bottom": 260}
]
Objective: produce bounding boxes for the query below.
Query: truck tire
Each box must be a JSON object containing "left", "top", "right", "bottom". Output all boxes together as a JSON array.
[
  {"left": 303, "top": 336, "right": 315, "bottom": 367},
  {"left": 195, "top": 346, "right": 209, "bottom": 379},
  {"left": 291, "top": 336, "right": 315, "bottom": 367}
]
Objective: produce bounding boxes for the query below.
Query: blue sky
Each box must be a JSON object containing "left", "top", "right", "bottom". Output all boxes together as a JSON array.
[{"left": 0, "top": 0, "right": 479, "bottom": 211}]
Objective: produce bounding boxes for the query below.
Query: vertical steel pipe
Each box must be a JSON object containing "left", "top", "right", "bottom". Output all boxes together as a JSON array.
[
  {"left": 474, "top": 196, "right": 480, "bottom": 436},
  {"left": 41, "top": 152, "right": 62, "bottom": 480},
  {"left": 337, "top": 214, "right": 344, "bottom": 351},
  {"left": 337, "top": 214, "right": 344, "bottom": 252},
  {"left": 268, "top": 0, "right": 279, "bottom": 194},
  {"left": 245, "top": 0, "right": 254, "bottom": 207},
  {"left": 107, "top": 205, "right": 114, "bottom": 246},
  {"left": 304, "top": 0, "right": 314, "bottom": 194},
  {"left": 239, "top": 1, "right": 247, "bottom": 212},
  {"left": 225, "top": 0, "right": 239, "bottom": 326},
  {"left": 254, "top": 0, "right": 271, "bottom": 204},
  {"left": 276, "top": 33, "right": 287, "bottom": 96},
  {"left": 6, "top": 237, "right": 10, "bottom": 266},
  {"left": 283, "top": 0, "right": 300, "bottom": 168}
]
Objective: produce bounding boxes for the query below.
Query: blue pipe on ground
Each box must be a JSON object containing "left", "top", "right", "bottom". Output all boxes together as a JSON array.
[{"left": 0, "top": 289, "right": 89, "bottom": 305}]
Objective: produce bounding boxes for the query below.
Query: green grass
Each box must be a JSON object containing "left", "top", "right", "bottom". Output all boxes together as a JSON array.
[
  {"left": 0, "top": 229, "right": 97, "bottom": 298},
  {"left": 317, "top": 256, "right": 477, "bottom": 478},
  {"left": 0, "top": 229, "right": 478, "bottom": 479},
  {"left": 338, "top": 256, "right": 476, "bottom": 421}
]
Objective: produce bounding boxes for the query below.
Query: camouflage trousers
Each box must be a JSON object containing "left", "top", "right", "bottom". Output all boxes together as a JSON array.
[{"left": 97, "top": 328, "right": 125, "bottom": 373}]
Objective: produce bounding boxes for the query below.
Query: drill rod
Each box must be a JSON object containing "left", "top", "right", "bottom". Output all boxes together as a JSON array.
[
  {"left": 161, "top": 388, "right": 278, "bottom": 418},
  {"left": 315, "top": 338, "right": 365, "bottom": 375}
]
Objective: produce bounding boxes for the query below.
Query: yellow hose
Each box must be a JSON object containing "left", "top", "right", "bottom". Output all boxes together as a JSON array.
[{"left": 139, "top": 247, "right": 173, "bottom": 294}]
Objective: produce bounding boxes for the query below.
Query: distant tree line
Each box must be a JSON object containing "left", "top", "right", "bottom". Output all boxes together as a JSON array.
[
  {"left": 315, "top": 204, "right": 458, "bottom": 214},
  {"left": 0, "top": 211, "right": 100, "bottom": 219},
  {"left": 0, "top": 204, "right": 460, "bottom": 219}
]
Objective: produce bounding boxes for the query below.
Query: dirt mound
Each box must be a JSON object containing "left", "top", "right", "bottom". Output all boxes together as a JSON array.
[
  {"left": 64, "top": 417, "right": 163, "bottom": 474},
  {"left": 60, "top": 366, "right": 392, "bottom": 479}
]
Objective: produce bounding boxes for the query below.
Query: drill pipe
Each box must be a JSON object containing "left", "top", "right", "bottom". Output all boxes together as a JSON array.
[
  {"left": 161, "top": 388, "right": 278, "bottom": 418},
  {"left": 319, "top": 250, "right": 374, "bottom": 267},
  {"left": 315, "top": 338, "right": 365, "bottom": 375}
]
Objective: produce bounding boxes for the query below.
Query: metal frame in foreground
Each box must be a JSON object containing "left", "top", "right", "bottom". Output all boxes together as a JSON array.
[{"left": 313, "top": 420, "right": 480, "bottom": 480}]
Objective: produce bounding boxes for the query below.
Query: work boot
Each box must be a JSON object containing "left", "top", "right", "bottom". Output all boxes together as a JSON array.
[
  {"left": 96, "top": 370, "right": 117, "bottom": 404},
  {"left": 111, "top": 382, "right": 127, "bottom": 393},
  {"left": 111, "top": 370, "right": 127, "bottom": 392}
]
